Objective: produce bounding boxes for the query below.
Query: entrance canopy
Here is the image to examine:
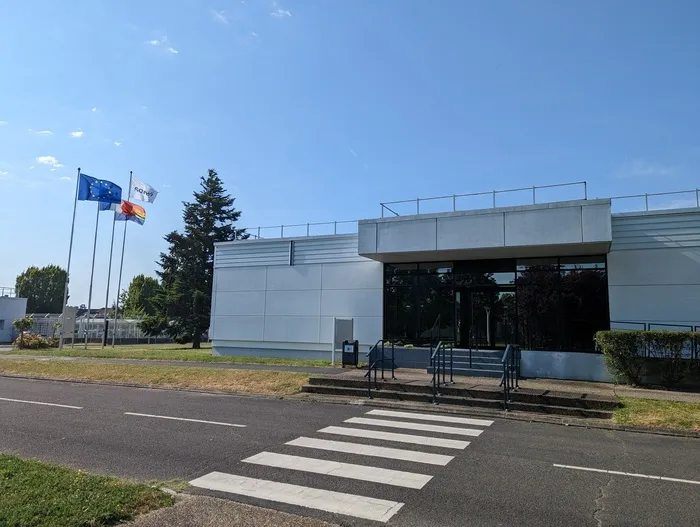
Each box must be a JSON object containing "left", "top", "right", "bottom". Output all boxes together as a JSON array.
[{"left": 358, "top": 199, "right": 612, "bottom": 263}]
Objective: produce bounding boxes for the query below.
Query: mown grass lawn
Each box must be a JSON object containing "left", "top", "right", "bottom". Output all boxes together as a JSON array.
[
  {"left": 0, "top": 454, "right": 172, "bottom": 527},
  {"left": 0, "top": 359, "right": 309, "bottom": 396},
  {"left": 4, "top": 343, "right": 335, "bottom": 368},
  {"left": 614, "top": 397, "right": 700, "bottom": 432}
]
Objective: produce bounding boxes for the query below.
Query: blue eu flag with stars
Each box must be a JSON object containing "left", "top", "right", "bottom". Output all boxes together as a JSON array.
[{"left": 78, "top": 174, "right": 122, "bottom": 204}]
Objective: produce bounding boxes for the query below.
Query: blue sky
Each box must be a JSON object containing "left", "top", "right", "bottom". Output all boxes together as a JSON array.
[{"left": 0, "top": 0, "right": 698, "bottom": 307}]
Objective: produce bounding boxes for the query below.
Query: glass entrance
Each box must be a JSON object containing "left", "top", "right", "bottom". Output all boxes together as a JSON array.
[{"left": 456, "top": 288, "right": 516, "bottom": 349}]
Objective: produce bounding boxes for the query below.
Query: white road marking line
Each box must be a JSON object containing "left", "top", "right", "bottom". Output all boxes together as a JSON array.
[
  {"left": 124, "top": 412, "right": 246, "bottom": 428},
  {"left": 189, "top": 472, "right": 404, "bottom": 523},
  {"left": 243, "top": 451, "right": 432, "bottom": 489},
  {"left": 553, "top": 464, "right": 700, "bottom": 486},
  {"left": 319, "top": 426, "right": 470, "bottom": 450},
  {"left": 0, "top": 397, "right": 82, "bottom": 409},
  {"left": 345, "top": 417, "right": 483, "bottom": 437},
  {"left": 287, "top": 437, "right": 454, "bottom": 466},
  {"left": 367, "top": 409, "right": 494, "bottom": 427}
]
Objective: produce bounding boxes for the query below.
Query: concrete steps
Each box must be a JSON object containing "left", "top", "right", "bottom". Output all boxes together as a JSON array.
[{"left": 301, "top": 376, "right": 620, "bottom": 419}]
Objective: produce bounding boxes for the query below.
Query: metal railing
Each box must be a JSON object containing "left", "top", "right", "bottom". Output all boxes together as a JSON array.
[
  {"left": 500, "top": 344, "right": 520, "bottom": 411},
  {"left": 238, "top": 185, "right": 700, "bottom": 240},
  {"left": 610, "top": 188, "right": 700, "bottom": 213},
  {"left": 364, "top": 340, "right": 396, "bottom": 398},
  {"left": 430, "top": 340, "right": 454, "bottom": 404},
  {"left": 240, "top": 220, "right": 358, "bottom": 240},
  {"left": 0, "top": 287, "right": 16, "bottom": 297},
  {"left": 380, "top": 181, "right": 587, "bottom": 217}
]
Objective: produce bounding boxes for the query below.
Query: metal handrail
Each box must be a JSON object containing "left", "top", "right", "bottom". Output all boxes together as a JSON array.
[
  {"left": 500, "top": 344, "right": 520, "bottom": 411},
  {"left": 380, "top": 181, "right": 587, "bottom": 217},
  {"left": 429, "top": 340, "right": 454, "bottom": 404},
  {"left": 364, "top": 340, "right": 396, "bottom": 398},
  {"left": 240, "top": 220, "right": 358, "bottom": 240}
]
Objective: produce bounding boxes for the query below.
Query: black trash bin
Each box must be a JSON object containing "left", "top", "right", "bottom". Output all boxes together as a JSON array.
[{"left": 341, "top": 340, "right": 359, "bottom": 367}]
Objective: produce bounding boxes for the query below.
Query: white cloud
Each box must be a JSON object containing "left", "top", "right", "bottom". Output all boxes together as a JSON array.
[
  {"left": 60, "top": 176, "right": 71, "bottom": 181},
  {"left": 70, "top": 129, "right": 84, "bottom": 138},
  {"left": 0, "top": 121, "right": 7, "bottom": 125},
  {"left": 35, "top": 130, "right": 54, "bottom": 135},
  {"left": 36, "top": 155, "right": 60, "bottom": 167},
  {"left": 167, "top": 47, "right": 179, "bottom": 54},
  {"left": 114, "top": 141, "right": 122, "bottom": 147},
  {"left": 91, "top": 107, "right": 97, "bottom": 112},
  {"left": 348, "top": 147, "right": 357, "bottom": 157},
  {"left": 53, "top": 163, "right": 64, "bottom": 168},
  {"left": 212, "top": 9, "right": 229, "bottom": 24},
  {"left": 0, "top": 170, "right": 8, "bottom": 176},
  {"left": 251, "top": 31, "right": 259, "bottom": 37},
  {"left": 146, "top": 36, "right": 167, "bottom": 46},
  {"left": 163, "top": 184, "right": 172, "bottom": 188},
  {"left": 615, "top": 159, "right": 675, "bottom": 178},
  {"left": 270, "top": 1, "right": 291, "bottom": 17},
  {"left": 29, "top": 165, "right": 35, "bottom": 170}
]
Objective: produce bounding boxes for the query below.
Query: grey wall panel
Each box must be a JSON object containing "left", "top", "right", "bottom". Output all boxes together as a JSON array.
[
  {"left": 611, "top": 210, "right": 700, "bottom": 250},
  {"left": 321, "top": 261, "right": 383, "bottom": 290},
  {"left": 608, "top": 248, "right": 700, "bottom": 286},
  {"left": 582, "top": 203, "right": 612, "bottom": 242},
  {"left": 263, "top": 315, "right": 320, "bottom": 343},
  {"left": 212, "top": 316, "right": 264, "bottom": 341},
  {"left": 215, "top": 241, "right": 290, "bottom": 268},
  {"left": 520, "top": 350, "right": 614, "bottom": 383},
  {"left": 358, "top": 223, "right": 377, "bottom": 254},
  {"left": 608, "top": 285, "right": 700, "bottom": 326},
  {"left": 436, "top": 213, "right": 505, "bottom": 250},
  {"left": 214, "top": 291, "right": 266, "bottom": 316},
  {"left": 213, "top": 268, "right": 267, "bottom": 291},
  {"left": 319, "top": 316, "right": 382, "bottom": 347},
  {"left": 266, "top": 265, "right": 322, "bottom": 291},
  {"left": 505, "top": 207, "right": 582, "bottom": 246},
  {"left": 376, "top": 218, "right": 437, "bottom": 253},
  {"left": 321, "top": 289, "right": 383, "bottom": 318},
  {"left": 264, "top": 290, "right": 322, "bottom": 316}
]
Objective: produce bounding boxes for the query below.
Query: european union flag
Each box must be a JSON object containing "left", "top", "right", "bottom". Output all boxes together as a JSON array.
[{"left": 78, "top": 174, "right": 122, "bottom": 204}]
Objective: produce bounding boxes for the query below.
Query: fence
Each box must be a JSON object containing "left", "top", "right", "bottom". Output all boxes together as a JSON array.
[
  {"left": 28, "top": 314, "right": 170, "bottom": 344},
  {"left": 0, "top": 287, "right": 16, "bottom": 297}
]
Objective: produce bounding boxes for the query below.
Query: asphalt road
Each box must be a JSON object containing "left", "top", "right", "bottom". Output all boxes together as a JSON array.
[{"left": 1, "top": 376, "right": 699, "bottom": 527}]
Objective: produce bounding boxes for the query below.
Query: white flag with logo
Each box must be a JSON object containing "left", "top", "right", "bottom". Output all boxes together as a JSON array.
[{"left": 130, "top": 177, "right": 158, "bottom": 203}]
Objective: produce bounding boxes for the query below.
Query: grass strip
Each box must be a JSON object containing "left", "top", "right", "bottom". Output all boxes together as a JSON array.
[
  {"left": 0, "top": 454, "right": 172, "bottom": 527},
  {"left": 614, "top": 397, "right": 700, "bottom": 432},
  {"left": 5, "top": 344, "right": 334, "bottom": 367},
  {"left": 0, "top": 359, "right": 309, "bottom": 396}
]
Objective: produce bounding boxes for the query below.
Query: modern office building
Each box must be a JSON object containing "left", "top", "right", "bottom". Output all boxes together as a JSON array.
[{"left": 210, "top": 183, "right": 700, "bottom": 381}]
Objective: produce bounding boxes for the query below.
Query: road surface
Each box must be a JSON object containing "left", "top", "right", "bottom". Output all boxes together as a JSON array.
[{"left": 1, "top": 376, "right": 698, "bottom": 526}]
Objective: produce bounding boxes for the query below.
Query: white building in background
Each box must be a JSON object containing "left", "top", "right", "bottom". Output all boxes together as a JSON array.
[
  {"left": 0, "top": 293, "right": 28, "bottom": 343},
  {"left": 209, "top": 183, "right": 700, "bottom": 382}
]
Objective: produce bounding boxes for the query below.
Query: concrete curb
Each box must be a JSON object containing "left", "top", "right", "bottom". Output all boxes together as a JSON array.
[{"left": 1, "top": 372, "right": 698, "bottom": 440}]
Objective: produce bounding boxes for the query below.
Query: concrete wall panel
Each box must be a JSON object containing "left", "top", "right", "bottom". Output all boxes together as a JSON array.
[
  {"left": 265, "top": 265, "right": 322, "bottom": 291},
  {"left": 505, "top": 207, "right": 582, "bottom": 246},
  {"left": 263, "top": 316, "right": 320, "bottom": 343},
  {"left": 214, "top": 291, "right": 266, "bottom": 316},
  {"left": 436, "top": 213, "right": 504, "bottom": 250},
  {"left": 376, "top": 218, "right": 436, "bottom": 253},
  {"left": 212, "top": 316, "right": 264, "bottom": 341},
  {"left": 321, "top": 289, "right": 383, "bottom": 318},
  {"left": 582, "top": 203, "right": 613, "bottom": 242},
  {"left": 265, "top": 290, "right": 321, "bottom": 317},
  {"left": 213, "top": 268, "right": 267, "bottom": 291}
]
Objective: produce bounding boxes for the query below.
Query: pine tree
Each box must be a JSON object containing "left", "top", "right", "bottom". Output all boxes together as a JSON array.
[{"left": 151, "top": 169, "right": 247, "bottom": 348}]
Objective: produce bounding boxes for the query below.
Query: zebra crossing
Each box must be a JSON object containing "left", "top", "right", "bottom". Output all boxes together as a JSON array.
[{"left": 189, "top": 408, "right": 494, "bottom": 523}]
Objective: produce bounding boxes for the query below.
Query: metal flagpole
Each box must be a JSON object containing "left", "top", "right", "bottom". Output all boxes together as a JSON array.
[
  {"left": 112, "top": 171, "right": 132, "bottom": 347},
  {"left": 59, "top": 167, "right": 81, "bottom": 350},
  {"left": 84, "top": 202, "right": 101, "bottom": 349},
  {"left": 102, "top": 212, "right": 117, "bottom": 348}
]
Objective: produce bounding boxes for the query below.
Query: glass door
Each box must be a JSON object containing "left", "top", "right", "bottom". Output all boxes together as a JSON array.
[{"left": 456, "top": 288, "right": 516, "bottom": 349}]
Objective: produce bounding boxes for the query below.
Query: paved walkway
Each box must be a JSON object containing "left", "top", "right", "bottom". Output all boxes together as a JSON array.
[
  {"left": 328, "top": 368, "right": 700, "bottom": 404},
  {"left": 0, "top": 354, "right": 342, "bottom": 375}
]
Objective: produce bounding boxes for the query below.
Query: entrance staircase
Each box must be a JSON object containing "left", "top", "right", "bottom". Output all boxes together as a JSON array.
[{"left": 427, "top": 348, "right": 503, "bottom": 378}]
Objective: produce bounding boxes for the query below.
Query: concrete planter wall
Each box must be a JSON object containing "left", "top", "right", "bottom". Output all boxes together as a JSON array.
[{"left": 520, "top": 350, "right": 614, "bottom": 383}]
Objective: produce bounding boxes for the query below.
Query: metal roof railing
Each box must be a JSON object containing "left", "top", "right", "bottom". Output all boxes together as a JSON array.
[
  {"left": 0, "top": 287, "right": 16, "bottom": 297},
  {"left": 239, "top": 184, "right": 700, "bottom": 240},
  {"left": 609, "top": 188, "right": 700, "bottom": 213},
  {"left": 379, "top": 181, "right": 587, "bottom": 217}
]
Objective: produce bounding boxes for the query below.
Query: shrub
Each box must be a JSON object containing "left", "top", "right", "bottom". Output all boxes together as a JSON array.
[
  {"left": 596, "top": 331, "right": 646, "bottom": 385},
  {"left": 596, "top": 330, "right": 699, "bottom": 387},
  {"left": 12, "top": 333, "right": 54, "bottom": 350}
]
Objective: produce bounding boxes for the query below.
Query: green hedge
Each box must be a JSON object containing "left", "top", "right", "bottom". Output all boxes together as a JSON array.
[{"left": 596, "top": 330, "right": 700, "bottom": 386}]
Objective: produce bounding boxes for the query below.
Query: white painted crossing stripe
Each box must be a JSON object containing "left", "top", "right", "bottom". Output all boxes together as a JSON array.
[
  {"left": 553, "top": 464, "right": 700, "bottom": 486},
  {"left": 319, "top": 426, "right": 470, "bottom": 450},
  {"left": 124, "top": 412, "right": 246, "bottom": 427},
  {"left": 243, "top": 451, "right": 432, "bottom": 489},
  {"left": 189, "top": 472, "right": 404, "bottom": 522},
  {"left": 367, "top": 409, "right": 494, "bottom": 427},
  {"left": 345, "top": 417, "right": 483, "bottom": 437},
  {"left": 286, "top": 437, "right": 454, "bottom": 466},
  {"left": 0, "top": 397, "right": 82, "bottom": 409}
]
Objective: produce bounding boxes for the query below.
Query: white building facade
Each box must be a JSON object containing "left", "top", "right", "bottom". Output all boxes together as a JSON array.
[
  {"left": 210, "top": 185, "right": 700, "bottom": 381},
  {"left": 0, "top": 296, "right": 28, "bottom": 343}
]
